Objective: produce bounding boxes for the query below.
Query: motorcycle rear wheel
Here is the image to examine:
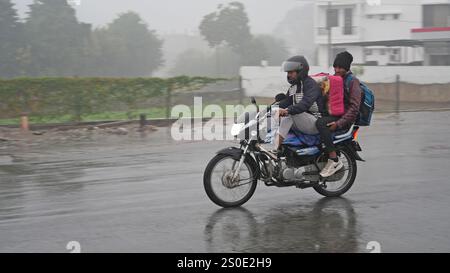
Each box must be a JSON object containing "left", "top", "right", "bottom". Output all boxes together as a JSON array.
[{"left": 313, "top": 147, "right": 357, "bottom": 197}]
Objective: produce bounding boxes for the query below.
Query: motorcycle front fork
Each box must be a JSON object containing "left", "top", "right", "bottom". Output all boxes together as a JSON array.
[{"left": 231, "top": 144, "right": 249, "bottom": 181}]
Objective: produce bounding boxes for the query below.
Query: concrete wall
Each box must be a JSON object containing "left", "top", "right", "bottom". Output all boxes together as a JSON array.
[
  {"left": 240, "top": 65, "right": 450, "bottom": 102},
  {"left": 357, "top": 66, "right": 450, "bottom": 84},
  {"left": 369, "top": 82, "right": 450, "bottom": 102}
]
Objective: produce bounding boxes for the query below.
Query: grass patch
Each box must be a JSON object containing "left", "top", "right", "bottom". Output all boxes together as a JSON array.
[{"left": 0, "top": 101, "right": 254, "bottom": 125}]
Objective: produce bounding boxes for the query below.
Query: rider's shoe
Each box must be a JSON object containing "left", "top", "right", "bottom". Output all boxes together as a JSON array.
[
  {"left": 268, "top": 149, "right": 278, "bottom": 159},
  {"left": 320, "top": 158, "right": 344, "bottom": 178}
]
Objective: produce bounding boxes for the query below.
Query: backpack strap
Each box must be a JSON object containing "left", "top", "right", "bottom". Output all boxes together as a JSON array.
[
  {"left": 344, "top": 73, "right": 354, "bottom": 90},
  {"left": 343, "top": 73, "right": 354, "bottom": 106}
]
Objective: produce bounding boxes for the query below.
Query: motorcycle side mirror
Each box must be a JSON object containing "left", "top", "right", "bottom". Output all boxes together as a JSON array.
[
  {"left": 250, "top": 97, "right": 257, "bottom": 104},
  {"left": 275, "top": 93, "right": 287, "bottom": 102}
]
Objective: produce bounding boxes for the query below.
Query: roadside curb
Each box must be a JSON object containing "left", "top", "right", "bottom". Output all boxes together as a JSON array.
[{"left": 0, "top": 117, "right": 213, "bottom": 131}]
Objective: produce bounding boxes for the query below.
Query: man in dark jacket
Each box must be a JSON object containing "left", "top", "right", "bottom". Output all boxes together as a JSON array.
[
  {"left": 274, "top": 55, "right": 325, "bottom": 150},
  {"left": 316, "top": 51, "right": 362, "bottom": 178}
]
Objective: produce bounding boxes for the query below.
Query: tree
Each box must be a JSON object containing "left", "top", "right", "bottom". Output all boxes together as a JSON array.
[
  {"left": 199, "top": 1, "right": 257, "bottom": 69},
  {"left": 24, "top": 0, "right": 91, "bottom": 77},
  {"left": 0, "top": 0, "right": 23, "bottom": 78},
  {"left": 87, "top": 12, "right": 163, "bottom": 77},
  {"left": 199, "top": 2, "right": 252, "bottom": 52},
  {"left": 199, "top": 2, "right": 289, "bottom": 70}
]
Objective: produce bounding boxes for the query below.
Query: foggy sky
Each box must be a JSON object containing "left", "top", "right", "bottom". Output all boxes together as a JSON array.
[{"left": 12, "top": 0, "right": 307, "bottom": 35}]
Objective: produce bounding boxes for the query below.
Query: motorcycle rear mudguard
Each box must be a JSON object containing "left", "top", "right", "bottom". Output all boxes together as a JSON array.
[{"left": 337, "top": 141, "right": 365, "bottom": 162}]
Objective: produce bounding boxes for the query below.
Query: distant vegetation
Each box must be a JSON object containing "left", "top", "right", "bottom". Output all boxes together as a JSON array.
[
  {"left": 0, "top": 0, "right": 289, "bottom": 79},
  {"left": 0, "top": 0, "right": 163, "bottom": 78},
  {"left": 0, "top": 76, "right": 226, "bottom": 122}
]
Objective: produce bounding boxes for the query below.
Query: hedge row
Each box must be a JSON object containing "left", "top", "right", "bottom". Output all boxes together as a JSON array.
[{"left": 0, "top": 76, "right": 226, "bottom": 120}]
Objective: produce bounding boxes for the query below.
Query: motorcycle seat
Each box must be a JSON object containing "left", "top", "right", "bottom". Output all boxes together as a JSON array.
[
  {"left": 333, "top": 125, "right": 355, "bottom": 140},
  {"left": 283, "top": 125, "right": 356, "bottom": 147}
]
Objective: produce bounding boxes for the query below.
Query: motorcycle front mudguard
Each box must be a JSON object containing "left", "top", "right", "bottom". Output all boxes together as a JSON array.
[{"left": 216, "top": 147, "right": 260, "bottom": 179}]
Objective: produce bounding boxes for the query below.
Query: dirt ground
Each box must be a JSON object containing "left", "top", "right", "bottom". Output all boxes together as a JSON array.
[{"left": 0, "top": 122, "right": 159, "bottom": 148}]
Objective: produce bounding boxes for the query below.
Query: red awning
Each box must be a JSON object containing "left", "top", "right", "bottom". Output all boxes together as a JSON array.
[{"left": 411, "top": 27, "right": 450, "bottom": 33}]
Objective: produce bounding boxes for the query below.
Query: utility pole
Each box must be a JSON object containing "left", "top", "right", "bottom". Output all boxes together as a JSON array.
[{"left": 395, "top": 74, "right": 400, "bottom": 114}]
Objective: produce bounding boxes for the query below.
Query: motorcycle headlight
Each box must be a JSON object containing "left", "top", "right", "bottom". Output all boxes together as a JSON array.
[{"left": 231, "top": 123, "right": 244, "bottom": 136}]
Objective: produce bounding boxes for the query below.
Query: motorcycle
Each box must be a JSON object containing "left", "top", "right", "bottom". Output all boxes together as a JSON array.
[{"left": 203, "top": 96, "right": 364, "bottom": 208}]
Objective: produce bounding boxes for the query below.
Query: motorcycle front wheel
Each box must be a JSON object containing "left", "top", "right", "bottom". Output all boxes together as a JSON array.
[{"left": 203, "top": 154, "right": 258, "bottom": 208}]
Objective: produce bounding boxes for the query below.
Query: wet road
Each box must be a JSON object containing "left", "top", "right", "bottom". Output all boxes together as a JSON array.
[{"left": 1, "top": 111, "right": 450, "bottom": 253}]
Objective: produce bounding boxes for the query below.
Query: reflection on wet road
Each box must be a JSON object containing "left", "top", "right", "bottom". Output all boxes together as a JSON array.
[
  {"left": 1, "top": 111, "right": 450, "bottom": 252},
  {"left": 205, "top": 198, "right": 359, "bottom": 253}
]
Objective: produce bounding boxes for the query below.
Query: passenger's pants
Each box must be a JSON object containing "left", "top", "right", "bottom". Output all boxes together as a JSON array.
[
  {"left": 277, "top": 112, "right": 319, "bottom": 138},
  {"left": 315, "top": 116, "right": 341, "bottom": 153}
]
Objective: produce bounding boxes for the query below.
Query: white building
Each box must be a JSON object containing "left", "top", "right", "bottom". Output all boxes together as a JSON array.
[
  {"left": 314, "top": 0, "right": 450, "bottom": 67},
  {"left": 411, "top": 0, "right": 450, "bottom": 65}
]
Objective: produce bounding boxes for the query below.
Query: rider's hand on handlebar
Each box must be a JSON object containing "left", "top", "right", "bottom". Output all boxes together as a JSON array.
[{"left": 277, "top": 108, "right": 289, "bottom": 117}]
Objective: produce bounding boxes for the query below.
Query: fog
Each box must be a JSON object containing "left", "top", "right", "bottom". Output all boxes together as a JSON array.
[
  {"left": 5, "top": 0, "right": 316, "bottom": 77},
  {"left": 13, "top": 0, "right": 305, "bottom": 34},
  {"left": 5, "top": 0, "right": 447, "bottom": 78}
]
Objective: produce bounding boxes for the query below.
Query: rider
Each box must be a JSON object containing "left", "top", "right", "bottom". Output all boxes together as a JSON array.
[
  {"left": 274, "top": 55, "right": 325, "bottom": 151},
  {"left": 316, "top": 51, "right": 362, "bottom": 178}
]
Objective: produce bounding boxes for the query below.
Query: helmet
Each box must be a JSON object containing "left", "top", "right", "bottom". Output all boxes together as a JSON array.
[{"left": 282, "top": 55, "right": 310, "bottom": 85}]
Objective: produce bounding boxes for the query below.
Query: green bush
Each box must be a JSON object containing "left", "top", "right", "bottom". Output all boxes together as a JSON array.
[{"left": 0, "top": 76, "right": 226, "bottom": 121}]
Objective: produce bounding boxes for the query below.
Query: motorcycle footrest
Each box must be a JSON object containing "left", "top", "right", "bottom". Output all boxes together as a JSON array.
[
  {"left": 302, "top": 171, "right": 320, "bottom": 176},
  {"left": 295, "top": 181, "right": 318, "bottom": 189}
]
